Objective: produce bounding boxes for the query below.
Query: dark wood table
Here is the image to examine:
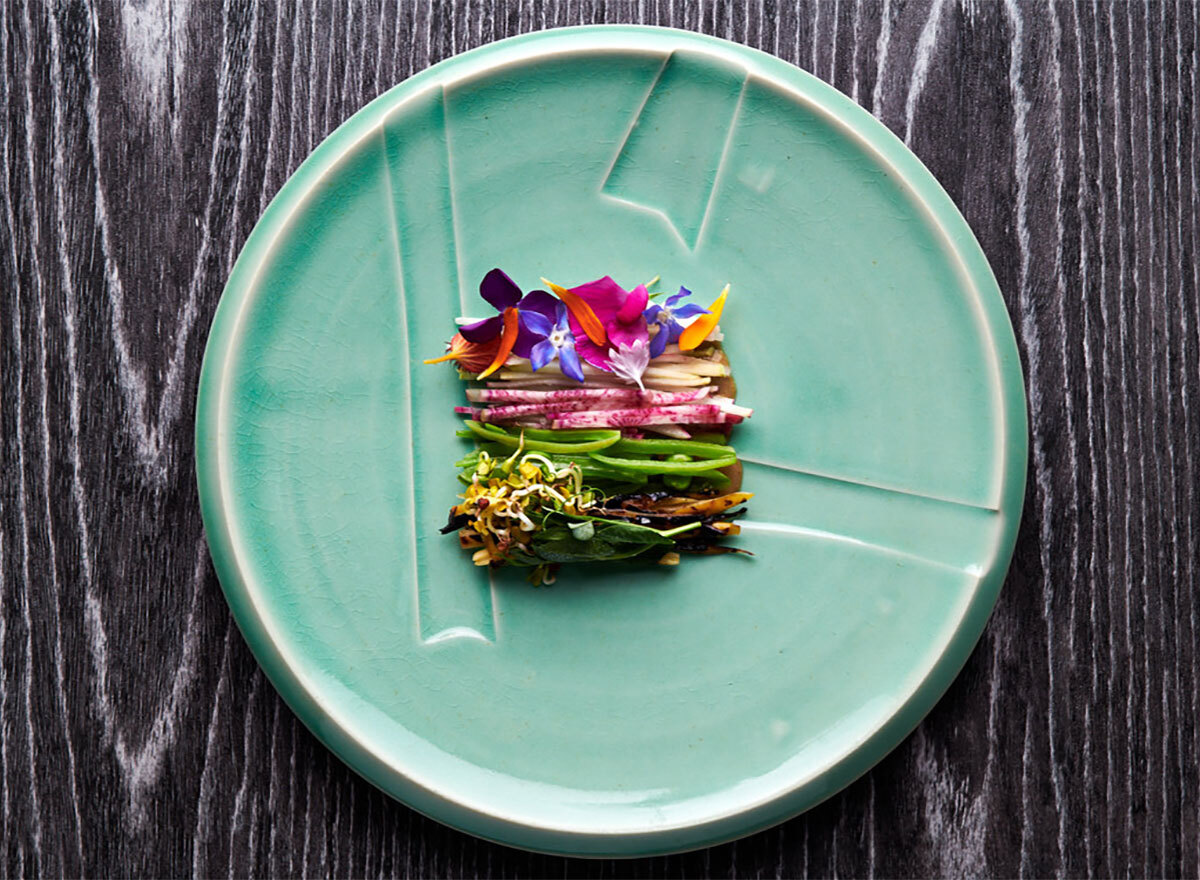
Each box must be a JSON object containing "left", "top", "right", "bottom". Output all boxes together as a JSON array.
[{"left": 3, "top": 1, "right": 1197, "bottom": 876}]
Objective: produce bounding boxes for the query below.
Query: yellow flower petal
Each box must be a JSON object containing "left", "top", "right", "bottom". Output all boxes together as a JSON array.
[{"left": 678, "top": 284, "right": 728, "bottom": 351}]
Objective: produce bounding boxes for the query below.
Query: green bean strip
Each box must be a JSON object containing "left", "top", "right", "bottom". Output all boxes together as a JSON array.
[
  {"left": 510, "top": 426, "right": 621, "bottom": 442},
  {"left": 588, "top": 452, "right": 738, "bottom": 473},
  {"left": 662, "top": 454, "right": 693, "bottom": 490},
  {"left": 692, "top": 470, "right": 731, "bottom": 486},
  {"left": 463, "top": 420, "right": 621, "bottom": 453},
  {"left": 610, "top": 438, "right": 736, "bottom": 458}
]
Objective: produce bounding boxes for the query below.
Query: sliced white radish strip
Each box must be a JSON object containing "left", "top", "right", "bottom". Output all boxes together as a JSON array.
[
  {"left": 644, "top": 361, "right": 729, "bottom": 378},
  {"left": 642, "top": 424, "right": 692, "bottom": 439},
  {"left": 710, "top": 397, "right": 754, "bottom": 418}
]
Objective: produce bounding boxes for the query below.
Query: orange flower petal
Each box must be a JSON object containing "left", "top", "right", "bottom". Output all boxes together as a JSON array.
[
  {"left": 543, "top": 279, "right": 607, "bottom": 346},
  {"left": 476, "top": 308, "right": 520, "bottom": 379},
  {"left": 423, "top": 332, "right": 500, "bottom": 372},
  {"left": 678, "top": 285, "right": 728, "bottom": 351}
]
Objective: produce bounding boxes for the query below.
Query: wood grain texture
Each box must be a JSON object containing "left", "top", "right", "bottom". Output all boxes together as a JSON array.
[{"left": 1, "top": 0, "right": 1197, "bottom": 876}]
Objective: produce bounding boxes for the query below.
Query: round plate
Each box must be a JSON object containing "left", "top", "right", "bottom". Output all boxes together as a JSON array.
[{"left": 196, "top": 26, "right": 1027, "bottom": 857}]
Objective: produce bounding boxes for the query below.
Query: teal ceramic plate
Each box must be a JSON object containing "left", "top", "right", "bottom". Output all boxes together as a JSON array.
[{"left": 196, "top": 26, "right": 1027, "bottom": 857}]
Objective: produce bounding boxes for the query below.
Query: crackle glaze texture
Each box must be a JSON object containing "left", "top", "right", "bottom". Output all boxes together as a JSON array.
[{"left": 2, "top": 1, "right": 1198, "bottom": 877}]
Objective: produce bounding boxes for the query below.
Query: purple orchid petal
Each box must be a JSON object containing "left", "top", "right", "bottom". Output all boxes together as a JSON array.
[
  {"left": 479, "top": 268, "right": 522, "bottom": 311},
  {"left": 671, "top": 303, "right": 709, "bottom": 319},
  {"left": 666, "top": 322, "right": 685, "bottom": 344},
  {"left": 665, "top": 286, "right": 691, "bottom": 307},
  {"left": 649, "top": 324, "right": 669, "bottom": 358},
  {"left": 554, "top": 302, "right": 571, "bottom": 332},
  {"left": 459, "top": 315, "right": 502, "bottom": 342},
  {"left": 529, "top": 339, "right": 556, "bottom": 372},
  {"left": 517, "top": 289, "right": 558, "bottom": 322},
  {"left": 558, "top": 343, "right": 585, "bottom": 382},
  {"left": 644, "top": 304, "right": 663, "bottom": 323}
]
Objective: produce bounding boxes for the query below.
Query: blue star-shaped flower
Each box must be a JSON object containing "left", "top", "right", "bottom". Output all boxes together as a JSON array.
[{"left": 643, "top": 287, "right": 710, "bottom": 358}]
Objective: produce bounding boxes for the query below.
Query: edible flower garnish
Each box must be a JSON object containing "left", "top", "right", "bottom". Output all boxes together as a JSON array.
[
  {"left": 459, "top": 268, "right": 559, "bottom": 358},
  {"left": 677, "top": 284, "right": 728, "bottom": 351},
  {"left": 422, "top": 331, "right": 501, "bottom": 372},
  {"left": 543, "top": 275, "right": 654, "bottom": 387},
  {"left": 476, "top": 307, "right": 521, "bottom": 380},
  {"left": 522, "top": 301, "right": 586, "bottom": 382},
  {"left": 542, "top": 279, "right": 607, "bottom": 346},
  {"left": 605, "top": 282, "right": 652, "bottom": 388},
  {"left": 427, "top": 268, "right": 754, "bottom": 583},
  {"left": 644, "top": 287, "right": 710, "bottom": 357},
  {"left": 427, "top": 268, "right": 737, "bottom": 395}
]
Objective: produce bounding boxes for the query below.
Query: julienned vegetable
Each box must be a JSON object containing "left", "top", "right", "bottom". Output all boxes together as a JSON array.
[
  {"left": 463, "top": 420, "right": 621, "bottom": 453},
  {"left": 426, "top": 268, "right": 754, "bottom": 583},
  {"left": 588, "top": 452, "right": 739, "bottom": 473}
]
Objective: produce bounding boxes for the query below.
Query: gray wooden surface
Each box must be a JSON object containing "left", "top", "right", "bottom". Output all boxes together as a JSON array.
[{"left": 2, "top": 1, "right": 1198, "bottom": 877}]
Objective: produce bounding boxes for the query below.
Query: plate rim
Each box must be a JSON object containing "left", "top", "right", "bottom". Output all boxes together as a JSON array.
[{"left": 195, "top": 23, "right": 1029, "bottom": 858}]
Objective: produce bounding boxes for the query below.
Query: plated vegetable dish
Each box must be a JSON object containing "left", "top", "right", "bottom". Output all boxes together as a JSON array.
[{"left": 426, "top": 269, "right": 754, "bottom": 584}]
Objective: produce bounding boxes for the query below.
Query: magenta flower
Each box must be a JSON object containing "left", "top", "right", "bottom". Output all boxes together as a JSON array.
[{"left": 560, "top": 276, "right": 653, "bottom": 387}]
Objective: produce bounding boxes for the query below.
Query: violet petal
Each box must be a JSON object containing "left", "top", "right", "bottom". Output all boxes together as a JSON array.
[
  {"left": 672, "top": 303, "right": 709, "bottom": 319},
  {"left": 530, "top": 339, "right": 556, "bottom": 372},
  {"left": 517, "top": 290, "right": 558, "bottom": 322},
  {"left": 519, "top": 309, "right": 554, "bottom": 337},
  {"left": 512, "top": 324, "right": 543, "bottom": 358},
  {"left": 649, "top": 325, "right": 669, "bottom": 358},
  {"left": 479, "top": 268, "right": 522, "bottom": 311},
  {"left": 559, "top": 344, "right": 585, "bottom": 382},
  {"left": 665, "top": 287, "right": 691, "bottom": 307},
  {"left": 459, "top": 315, "right": 502, "bottom": 342}
]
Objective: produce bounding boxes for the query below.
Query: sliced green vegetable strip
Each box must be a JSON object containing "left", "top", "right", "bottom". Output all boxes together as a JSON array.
[
  {"left": 462, "top": 423, "right": 618, "bottom": 443},
  {"left": 511, "top": 426, "right": 621, "bottom": 442},
  {"left": 689, "top": 431, "right": 730, "bottom": 445},
  {"left": 610, "top": 438, "right": 736, "bottom": 458},
  {"left": 662, "top": 454, "right": 693, "bottom": 490},
  {"left": 589, "top": 451, "right": 738, "bottom": 473},
  {"left": 692, "top": 470, "right": 731, "bottom": 486},
  {"left": 463, "top": 420, "right": 621, "bottom": 453}
]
